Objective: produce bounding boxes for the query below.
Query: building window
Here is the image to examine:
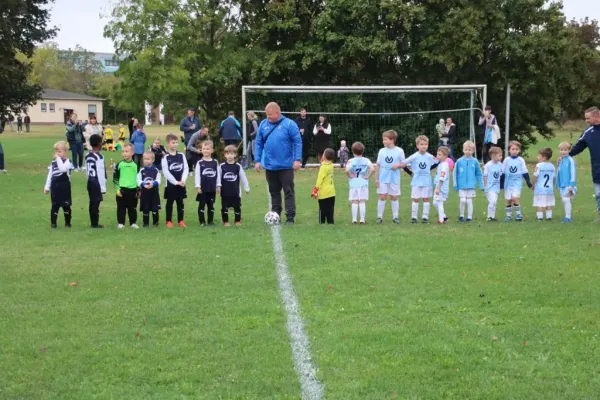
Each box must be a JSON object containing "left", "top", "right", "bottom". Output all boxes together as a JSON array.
[
  {"left": 104, "top": 59, "right": 120, "bottom": 67},
  {"left": 49, "top": 103, "right": 55, "bottom": 113},
  {"left": 41, "top": 103, "right": 47, "bottom": 112},
  {"left": 88, "top": 104, "right": 97, "bottom": 118}
]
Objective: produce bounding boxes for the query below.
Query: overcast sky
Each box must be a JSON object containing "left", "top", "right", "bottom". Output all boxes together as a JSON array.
[{"left": 48, "top": 0, "right": 600, "bottom": 54}]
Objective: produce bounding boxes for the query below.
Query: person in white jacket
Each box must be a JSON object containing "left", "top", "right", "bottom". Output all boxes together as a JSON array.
[
  {"left": 313, "top": 114, "right": 332, "bottom": 161},
  {"left": 84, "top": 116, "right": 103, "bottom": 151},
  {"left": 479, "top": 106, "right": 499, "bottom": 163}
]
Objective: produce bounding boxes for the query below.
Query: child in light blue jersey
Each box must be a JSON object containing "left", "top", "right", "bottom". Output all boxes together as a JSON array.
[
  {"left": 532, "top": 147, "right": 556, "bottom": 221},
  {"left": 557, "top": 141, "right": 577, "bottom": 222},
  {"left": 453, "top": 140, "right": 483, "bottom": 222},
  {"left": 399, "top": 135, "right": 438, "bottom": 223},
  {"left": 346, "top": 142, "right": 374, "bottom": 224},
  {"left": 501, "top": 140, "right": 532, "bottom": 222},
  {"left": 375, "top": 130, "right": 407, "bottom": 224},
  {"left": 483, "top": 146, "right": 503, "bottom": 221},
  {"left": 433, "top": 146, "right": 451, "bottom": 224}
]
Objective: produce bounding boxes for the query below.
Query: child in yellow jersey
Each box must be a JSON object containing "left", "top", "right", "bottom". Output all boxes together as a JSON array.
[
  {"left": 118, "top": 124, "right": 126, "bottom": 146},
  {"left": 312, "top": 148, "right": 336, "bottom": 224},
  {"left": 104, "top": 124, "right": 114, "bottom": 151}
]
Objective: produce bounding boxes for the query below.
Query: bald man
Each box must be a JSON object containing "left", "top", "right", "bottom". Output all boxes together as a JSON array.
[{"left": 254, "top": 102, "right": 303, "bottom": 224}]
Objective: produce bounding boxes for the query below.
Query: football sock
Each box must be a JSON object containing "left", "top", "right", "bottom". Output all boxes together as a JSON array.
[
  {"left": 422, "top": 202, "right": 430, "bottom": 219},
  {"left": 143, "top": 213, "right": 150, "bottom": 226},
  {"left": 152, "top": 211, "right": 159, "bottom": 225},
  {"left": 411, "top": 202, "right": 419, "bottom": 219},
  {"left": 546, "top": 210, "right": 552, "bottom": 219},
  {"left": 391, "top": 200, "right": 399, "bottom": 219},
  {"left": 352, "top": 203, "right": 358, "bottom": 221},
  {"left": 513, "top": 204, "right": 521, "bottom": 216},
  {"left": 506, "top": 206, "right": 512, "bottom": 218},
  {"left": 488, "top": 201, "right": 497, "bottom": 218},
  {"left": 467, "top": 198, "right": 473, "bottom": 219},
  {"left": 537, "top": 211, "right": 543, "bottom": 219},
  {"left": 359, "top": 202, "right": 366, "bottom": 222},
  {"left": 562, "top": 197, "right": 571, "bottom": 218},
  {"left": 64, "top": 207, "right": 71, "bottom": 225},
  {"left": 377, "top": 200, "right": 385, "bottom": 219},
  {"left": 437, "top": 201, "right": 445, "bottom": 222},
  {"left": 459, "top": 198, "right": 466, "bottom": 217}
]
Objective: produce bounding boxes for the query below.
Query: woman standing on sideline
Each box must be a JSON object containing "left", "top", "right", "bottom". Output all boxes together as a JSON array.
[
  {"left": 246, "top": 112, "right": 259, "bottom": 164},
  {"left": 479, "top": 106, "right": 498, "bottom": 163},
  {"left": 313, "top": 114, "right": 332, "bottom": 162},
  {"left": 84, "top": 116, "right": 103, "bottom": 151},
  {"left": 130, "top": 123, "right": 147, "bottom": 169}
]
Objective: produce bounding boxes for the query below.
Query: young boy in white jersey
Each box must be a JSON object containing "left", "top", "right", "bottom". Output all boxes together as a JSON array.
[
  {"left": 433, "top": 146, "right": 450, "bottom": 224},
  {"left": 483, "top": 146, "right": 503, "bottom": 221},
  {"left": 346, "top": 142, "right": 374, "bottom": 224},
  {"left": 453, "top": 140, "right": 483, "bottom": 222},
  {"left": 399, "top": 135, "right": 438, "bottom": 223},
  {"left": 532, "top": 147, "right": 556, "bottom": 221},
  {"left": 501, "top": 140, "right": 532, "bottom": 222},
  {"left": 375, "top": 130, "right": 406, "bottom": 224},
  {"left": 556, "top": 141, "right": 577, "bottom": 223}
]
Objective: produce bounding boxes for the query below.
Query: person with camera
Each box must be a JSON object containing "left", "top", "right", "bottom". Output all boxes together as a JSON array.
[{"left": 66, "top": 113, "right": 86, "bottom": 171}]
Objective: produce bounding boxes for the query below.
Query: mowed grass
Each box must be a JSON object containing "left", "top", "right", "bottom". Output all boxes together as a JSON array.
[{"left": 1, "top": 123, "right": 600, "bottom": 399}]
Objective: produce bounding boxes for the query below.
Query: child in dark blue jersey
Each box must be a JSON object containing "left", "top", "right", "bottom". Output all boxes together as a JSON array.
[
  {"left": 85, "top": 134, "right": 107, "bottom": 228},
  {"left": 195, "top": 140, "right": 220, "bottom": 226},
  {"left": 161, "top": 133, "right": 189, "bottom": 228},
  {"left": 137, "top": 151, "right": 162, "bottom": 227},
  {"left": 220, "top": 145, "right": 249, "bottom": 226},
  {"left": 44, "top": 141, "right": 74, "bottom": 228}
]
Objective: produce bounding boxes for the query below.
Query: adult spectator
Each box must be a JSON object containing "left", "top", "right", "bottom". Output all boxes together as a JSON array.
[
  {"left": 186, "top": 127, "right": 209, "bottom": 171},
  {"left": 24, "top": 115, "right": 31, "bottom": 133},
  {"left": 479, "top": 106, "right": 498, "bottom": 163},
  {"left": 128, "top": 117, "right": 137, "bottom": 139},
  {"left": 569, "top": 106, "right": 600, "bottom": 222},
  {"left": 295, "top": 108, "right": 313, "bottom": 168},
  {"left": 246, "top": 112, "right": 259, "bottom": 165},
  {"left": 8, "top": 114, "right": 14, "bottom": 132},
  {"left": 65, "top": 113, "right": 85, "bottom": 171},
  {"left": 0, "top": 121, "right": 6, "bottom": 173},
  {"left": 444, "top": 117, "right": 457, "bottom": 159},
  {"left": 313, "top": 114, "right": 332, "bottom": 161},
  {"left": 84, "top": 116, "right": 103, "bottom": 151},
  {"left": 16, "top": 115, "right": 23, "bottom": 133},
  {"left": 180, "top": 107, "right": 201, "bottom": 168},
  {"left": 219, "top": 111, "right": 242, "bottom": 146},
  {"left": 130, "top": 123, "right": 147, "bottom": 169},
  {"left": 255, "top": 102, "right": 302, "bottom": 224}
]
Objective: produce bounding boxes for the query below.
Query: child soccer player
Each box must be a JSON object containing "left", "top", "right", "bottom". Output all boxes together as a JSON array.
[
  {"left": 219, "top": 145, "right": 250, "bottom": 226},
  {"left": 556, "top": 141, "right": 577, "bottom": 223},
  {"left": 483, "top": 146, "right": 503, "bottom": 221},
  {"left": 453, "top": 140, "right": 483, "bottom": 222},
  {"left": 195, "top": 141, "right": 220, "bottom": 226},
  {"left": 337, "top": 140, "right": 349, "bottom": 168},
  {"left": 44, "top": 141, "right": 73, "bottom": 228},
  {"left": 532, "top": 147, "right": 556, "bottom": 221},
  {"left": 118, "top": 124, "right": 126, "bottom": 146},
  {"left": 104, "top": 124, "right": 114, "bottom": 151},
  {"left": 346, "top": 142, "right": 374, "bottom": 224},
  {"left": 113, "top": 143, "right": 139, "bottom": 229},
  {"left": 312, "top": 148, "right": 336, "bottom": 224},
  {"left": 162, "top": 133, "right": 189, "bottom": 227},
  {"left": 137, "top": 151, "right": 161, "bottom": 227},
  {"left": 400, "top": 135, "right": 438, "bottom": 223},
  {"left": 502, "top": 140, "right": 532, "bottom": 222},
  {"left": 433, "top": 146, "right": 451, "bottom": 224},
  {"left": 375, "top": 130, "right": 406, "bottom": 224},
  {"left": 85, "top": 134, "right": 107, "bottom": 228}
]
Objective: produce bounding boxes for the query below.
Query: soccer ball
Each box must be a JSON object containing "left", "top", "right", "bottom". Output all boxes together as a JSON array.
[{"left": 264, "top": 211, "right": 281, "bottom": 225}]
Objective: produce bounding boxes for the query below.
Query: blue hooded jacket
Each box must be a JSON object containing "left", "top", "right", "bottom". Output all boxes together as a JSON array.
[
  {"left": 254, "top": 116, "right": 302, "bottom": 171},
  {"left": 130, "top": 129, "right": 146, "bottom": 155},
  {"left": 453, "top": 156, "right": 484, "bottom": 191}
]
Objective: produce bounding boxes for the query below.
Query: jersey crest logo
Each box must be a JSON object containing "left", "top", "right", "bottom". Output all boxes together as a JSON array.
[
  {"left": 143, "top": 177, "right": 153, "bottom": 186},
  {"left": 509, "top": 166, "right": 518, "bottom": 174},
  {"left": 385, "top": 156, "right": 393, "bottom": 164},
  {"left": 223, "top": 172, "right": 237, "bottom": 181},
  {"left": 493, "top": 171, "right": 500, "bottom": 179},
  {"left": 170, "top": 162, "right": 183, "bottom": 172},
  {"left": 418, "top": 162, "right": 427, "bottom": 170},
  {"left": 202, "top": 168, "right": 216, "bottom": 178}
]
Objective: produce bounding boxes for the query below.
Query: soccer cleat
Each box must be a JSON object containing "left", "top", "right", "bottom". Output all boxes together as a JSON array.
[
  {"left": 65, "top": 223, "right": 72, "bottom": 228},
  {"left": 360, "top": 221, "right": 366, "bottom": 225},
  {"left": 91, "top": 224, "right": 105, "bottom": 229},
  {"left": 421, "top": 218, "right": 429, "bottom": 224},
  {"left": 51, "top": 224, "right": 57, "bottom": 229},
  {"left": 537, "top": 218, "right": 543, "bottom": 221},
  {"left": 515, "top": 215, "right": 523, "bottom": 222},
  {"left": 200, "top": 223, "right": 206, "bottom": 227},
  {"left": 208, "top": 222, "right": 215, "bottom": 226},
  {"left": 486, "top": 217, "right": 497, "bottom": 222},
  {"left": 0, "top": 169, "right": 7, "bottom": 174},
  {"left": 118, "top": 224, "right": 125, "bottom": 229},
  {"left": 178, "top": 221, "right": 187, "bottom": 228},
  {"left": 165, "top": 221, "right": 174, "bottom": 228},
  {"left": 411, "top": 218, "right": 418, "bottom": 224},
  {"left": 443, "top": 217, "right": 449, "bottom": 223},
  {"left": 457, "top": 216, "right": 465, "bottom": 223},
  {"left": 224, "top": 222, "right": 231, "bottom": 227},
  {"left": 466, "top": 218, "right": 472, "bottom": 223},
  {"left": 376, "top": 218, "right": 383, "bottom": 224},
  {"left": 546, "top": 218, "right": 552, "bottom": 221},
  {"left": 285, "top": 219, "right": 295, "bottom": 225},
  {"left": 503, "top": 216, "right": 512, "bottom": 222},
  {"left": 235, "top": 221, "right": 241, "bottom": 226},
  {"left": 142, "top": 224, "right": 149, "bottom": 228},
  {"left": 393, "top": 218, "right": 400, "bottom": 224},
  {"left": 352, "top": 221, "right": 357, "bottom": 225},
  {"left": 560, "top": 218, "right": 572, "bottom": 223},
  {"left": 131, "top": 224, "right": 139, "bottom": 229}
]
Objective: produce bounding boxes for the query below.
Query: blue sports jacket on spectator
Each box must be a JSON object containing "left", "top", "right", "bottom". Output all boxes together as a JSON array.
[
  {"left": 130, "top": 129, "right": 147, "bottom": 155},
  {"left": 218, "top": 116, "right": 242, "bottom": 141},
  {"left": 570, "top": 124, "right": 600, "bottom": 183},
  {"left": 254, "top": 115, "right": 302, "bottom": 171},
  {"left": 179, "top": 115, "right": 201, "bottom": 144}
]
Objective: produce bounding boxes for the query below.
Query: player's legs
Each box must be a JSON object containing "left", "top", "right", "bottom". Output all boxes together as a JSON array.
[
  {"left": 266, "top": 170, "right": 283, "bottom": 216},
  {"left": 198, "top": 194, "right": 207, "bottom": 224},
  {"left": 545, "top": 206, "right": 552, "bottom": 220},
  {"left": 359, "top": 200, "right": 366, "bottom": 223},
  {"left": 116, "top": 195, "right": 127, "bottom": 225},
  {"left": 594, "top": 183, "right": 600, "bottom": 214},
  {"left": 89, "top": 200, "right": 100, "bottom": 227},
  {"left": 327, "top": 197, "right": 335, "bottom": 224},
  {"left": 318, "top": 199, "right": 326, "bottom": 224},
  {"left": 351, "top": 200, "right": 359, "bottom": 223},
  {"left": 206, "top": 194, "right": 215, "bottom": 224},
  {"left": 165, "top": 199, "right": 174, "bottom": 223},
  {"left": 411, "top": 199, "right": 420, "bottom": 221},
  {"left": 486, "top": 192, "right": 498, "bottom": 219},
  {"left": 221, "top": 199, "right": 230, "bottom": 224},
  {"left": 512, "top": 196, "right": 522, "bottom": 220},
  {"left": 536, "top": 206, "right": 544, "bottom": 220},
  {"left": 561, "top": 197, "right": 572, "bottom": 219},
  {"left": 505, "top": 196, "right": 514, "bottom": 220},
  {"left": 50, "top": 204, "right": 60, "bottom": 227},
  {"left": 377, "top": 193, "right": 387, "bottom": 220},
  {"left": 175, "top": 199, "right": 184, "bottom": 223},
  {"left": 233, "top": 198, "right": 242, "bottom": 223},
  {"left": 126, "top": 191, "right": 138, "bottom": 225},
  {"left": 390, "top": 195, "right": 399, "bottom": 220},
  {"left": 279, "top": 169, "right": 296, "bottom": 222},
  {"left": 142, "top": 205, "right": 150, "bottom": 226},
  {"left": 459, "top": 196, "right": 467, "bottom": 218},
  {"left": 466, "top": 196, "right": 474, "bottom": 220},
  {"left": 435, "top": 200, "right": 446, "bottom": 223},
  {"left": 422, "top": 197, "right": 430, "bottom": 221}
]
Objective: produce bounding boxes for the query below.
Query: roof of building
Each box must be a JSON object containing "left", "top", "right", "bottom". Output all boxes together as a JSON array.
[{"left": 41, "top": 89, "right": 104, "bottom": 101}]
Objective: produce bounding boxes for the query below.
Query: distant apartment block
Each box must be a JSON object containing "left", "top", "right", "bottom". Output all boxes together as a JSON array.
[{"left": 94, "top": 52, "right": 121, "bottom": 73}]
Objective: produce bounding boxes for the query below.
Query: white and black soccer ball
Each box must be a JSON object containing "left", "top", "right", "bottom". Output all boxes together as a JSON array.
[{"left": 264, "top": 211, "right": 281, "bottom": 225}]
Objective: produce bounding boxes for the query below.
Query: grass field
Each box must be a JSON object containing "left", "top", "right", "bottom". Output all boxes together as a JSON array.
[{"left": 1, "top": 123, "right": 600, "bottom": 399}]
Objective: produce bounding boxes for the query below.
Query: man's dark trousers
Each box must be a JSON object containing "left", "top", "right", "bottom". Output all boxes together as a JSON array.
[{"left": 266, "top": 169, "right": 295, "bottom": 221}]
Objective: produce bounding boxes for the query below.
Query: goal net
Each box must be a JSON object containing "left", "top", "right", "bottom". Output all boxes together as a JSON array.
[{"left": 242, "top": 85, "right": 486, "bottom": 165}]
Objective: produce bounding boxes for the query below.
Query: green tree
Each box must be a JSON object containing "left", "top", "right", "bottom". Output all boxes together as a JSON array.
[{"left": 0, "top": 0, "right": 56, "bottom": 116}]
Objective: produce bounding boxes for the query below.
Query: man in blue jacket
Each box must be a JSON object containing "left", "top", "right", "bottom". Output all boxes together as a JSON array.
[
  {"left": 180, "top": 107, "right": 201, "bottom": 172},
  {"left": 569, "top": 106, "right": 600, "bottom": 222},
  {"left": 255, "top": 102, "right": 303, "bottom": 224},
  {"left": 219, "top": 111, "right": 242, "bottom": 146}
]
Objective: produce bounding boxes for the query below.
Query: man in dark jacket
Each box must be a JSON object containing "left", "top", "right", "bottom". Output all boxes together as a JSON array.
[
  {"left": 24, "top": 115, "right": 31, "bottom": 132},
  {"left": 445, "top": 117, "right": 457, "bottom": 159},
  {"left": 0, "top": 119, "right": 6, "bottom": 173},
  {"left": 128, "top": 117, "right": 137, "bottom": 139},
  {"left": 65, "top": 113, "right": 85, "bottom": 171},
  {"left": 180, "top": 107, "right": 202, "bottom": 170},
  {"left": 255, "top": 102, "right": 302, "bottom": 224},
  {"left": 219, "top": 111, "right": 242, "bottom": 146},
  {"left": 294, "top": 108, "right": 313, "bottom": 168},
  {"left": 569, "top": 106, "right": 600, "bottom": 222}
]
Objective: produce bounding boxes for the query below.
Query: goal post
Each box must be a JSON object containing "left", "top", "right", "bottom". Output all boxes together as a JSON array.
[{"left": 242, "top": 85, "right": 487, "bottom": 165}]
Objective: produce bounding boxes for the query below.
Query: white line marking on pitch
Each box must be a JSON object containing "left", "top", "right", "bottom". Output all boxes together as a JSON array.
[{"left": 268, "top": 199, "right": 324, "bottom": 399}]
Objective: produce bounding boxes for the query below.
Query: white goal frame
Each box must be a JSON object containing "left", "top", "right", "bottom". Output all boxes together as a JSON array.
[{"left": 241, "top": 85, "right": 487, "bottom": 162}]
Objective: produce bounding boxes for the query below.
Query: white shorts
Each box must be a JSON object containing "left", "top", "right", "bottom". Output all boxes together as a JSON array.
[
  {"left": 377, "top": 183, "right": 400, "bottom": 196},
  {"left": 433, "top": 193, "right": 447, "bottom": 203},
  {"left": 485, "top": 192, "right": 499, "bottom": 204},
  {"left": 504, "top": 189, "right": 521, "bottom": 200},
  {"left": 349, "top": 187, "right": 369, "bottom": 201},
  {"left": 559, "top": 187, "right": 576, "bottom": 198},
  {"left": 459, "top": 189, "right": 476, "bottom": 198},
  {"left": 533, "top": 194, "right": 555, "bottom": 207},
  {"left": 411, "top": 186, "right": 432, "bottom": 199}
]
